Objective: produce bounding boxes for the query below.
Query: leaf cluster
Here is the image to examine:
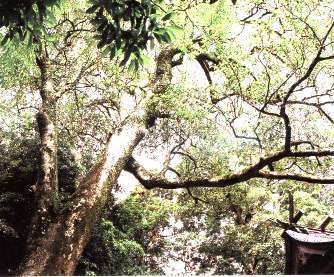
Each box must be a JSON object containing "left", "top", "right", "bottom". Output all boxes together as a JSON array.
[
  {"left": 88, "top": 0, "right": 179, "bottom": 69},
  {"left": 76, "top": 190, "right": 177, "bottom": 275},
  {"left": 0, "top": 0, "right": 181, "bottom": 69},
  {"left": 0, "top": 0, "right": 60, "bottom": 45}
]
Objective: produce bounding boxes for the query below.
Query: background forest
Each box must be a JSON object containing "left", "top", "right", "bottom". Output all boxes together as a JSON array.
[{"left": 0, "top": 0, "right": 334, "bottom": 275}]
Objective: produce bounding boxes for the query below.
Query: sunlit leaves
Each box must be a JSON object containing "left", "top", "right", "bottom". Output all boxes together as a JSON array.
[{"left": 78, "top": 189, "right": 178, "bottom": 275}]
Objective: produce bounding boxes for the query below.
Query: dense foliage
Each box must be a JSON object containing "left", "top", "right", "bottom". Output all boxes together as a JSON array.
[
  {"left": 0, "top": 0, "right": 180, "bottom": 67},
  {"left": 0, "top": 0, "right": 334, "bottom": 275},
  {"left": 1, "top": 137, "right": 332, "bottom": 274}
]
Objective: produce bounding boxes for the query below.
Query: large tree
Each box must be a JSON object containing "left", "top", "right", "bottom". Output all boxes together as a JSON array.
[{"left": 0, "top": 0, "right": 334, "bottom": 275}]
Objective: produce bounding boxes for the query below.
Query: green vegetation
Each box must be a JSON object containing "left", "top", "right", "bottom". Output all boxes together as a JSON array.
[{"left": 0, "top": 0, "right": 334, "bottom": 275}]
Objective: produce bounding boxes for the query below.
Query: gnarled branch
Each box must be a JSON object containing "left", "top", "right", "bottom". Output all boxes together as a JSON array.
[{"left": 125, "top": 150, "right": 334, "bottom": 189}]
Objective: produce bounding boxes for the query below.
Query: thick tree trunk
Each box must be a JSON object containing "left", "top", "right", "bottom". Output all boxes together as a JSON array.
[
  {"left": 18, "top": 47, "right": 176, "bottom": 276},
  {"left": 19, "top": 122, "right": 147, "bottom": 275}
]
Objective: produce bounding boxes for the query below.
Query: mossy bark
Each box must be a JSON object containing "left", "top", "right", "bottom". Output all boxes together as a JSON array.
[
  {"left": 18, "top": 47, "right": 176, "bottom": 276},
  {"left": 19, "top": 122, "right": 147, "bottom": 275},
  {"left": 21, "top": 53, "right": 60, "bottom": 274}
]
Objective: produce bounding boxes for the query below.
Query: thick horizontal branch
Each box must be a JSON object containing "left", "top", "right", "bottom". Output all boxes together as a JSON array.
[
  {"left": 124, "top": 150, "right": 334, "bottom": 189},
  {"left": 290, "top": 150, "right": 334, "bottom": 158},
  {"left": 256, "top": 172, "right": 334, "bottom": 184}
]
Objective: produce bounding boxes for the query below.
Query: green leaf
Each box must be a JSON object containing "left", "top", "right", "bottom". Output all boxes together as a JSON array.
[
  {"left": 86, "top": 5, "right": 99, "bottom": 14},
  {"left": 162, "top": 12, "right": 175, "bottom": 21},
  {"left": 91, "top": 18, "right": 106, "bottom": 26},
  {"left": 143, "top": 55, "right": 151, "bottom": 66},
  {"left": 109, "top": 45, "right": 117, "bottom": 59},
  {"left": 18, "top": 29, "right": 24, "bottom": 41},
  {"left": 27, "top": 32, "right": 33, "bottom": 47},
  {"left": 102, "top": 46, "right": 111, "bottom": 57},
  {"left": 128, "top": 59, "right": 136, "bottom": 72},
  {"left": 120, "top": 48, "right": 132, "bottom": 66},
  {"left": 97, "top": 39, "right": 106, "bottom": 48},
  {"left": 1, "top": 35, "right": 9, "bottom": 46},
  {"left": 160, "top": 32, "right": 172, "bottom": 43},
  {"left": 166, "top": 28, "right": 176, "bottom": 40},
  {"left": 168, "top": 25, "right": 183, "bottom": 32},
  {"left": 153, "top": 32, "right": 162, "bottom": 43}
]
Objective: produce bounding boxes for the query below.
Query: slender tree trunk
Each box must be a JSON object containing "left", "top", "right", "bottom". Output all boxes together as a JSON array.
[
  {"left": 19, "top": 122, "right": 147, "bottom": 275},
  {"left": 21, "top": 53, "right": 60, "bottom": 274}
]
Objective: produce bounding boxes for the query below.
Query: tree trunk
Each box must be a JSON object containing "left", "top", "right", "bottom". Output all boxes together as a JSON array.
[
  {"left": 18, "top": 46, "right": 176, "bottom": 276},
  {"left": 21, "top": 53, "right": 60, "bottom": 274},
  {"left": 19, "top": 121, "right": 147, "bottom": 275}
]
